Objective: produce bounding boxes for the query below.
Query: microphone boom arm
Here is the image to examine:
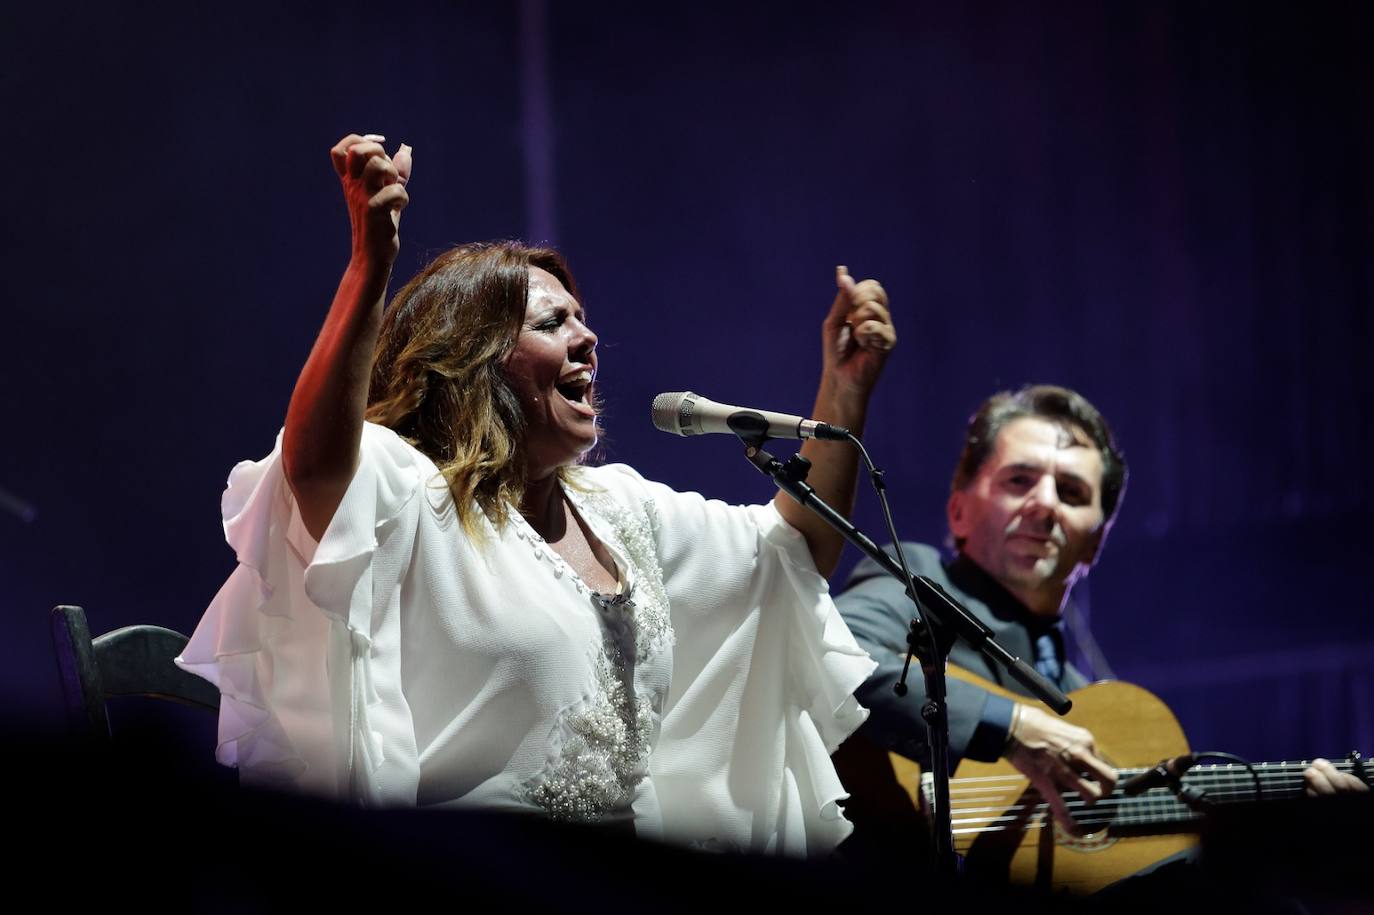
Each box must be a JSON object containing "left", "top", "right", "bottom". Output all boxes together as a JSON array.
[
  {"left": 737, "top": 434, "right": 1071, "bottom": 715},
  {"left": 733, "top": 426, "right": 1069, "bottom": 883}
]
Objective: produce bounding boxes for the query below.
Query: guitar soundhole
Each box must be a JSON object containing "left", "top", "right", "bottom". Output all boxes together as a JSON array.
[{"left": 1053, "top": 822, "right": 1118, "bottom": 852}]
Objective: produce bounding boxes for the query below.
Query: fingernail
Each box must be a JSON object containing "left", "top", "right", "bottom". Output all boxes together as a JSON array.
[
  {"left": 363, "top": 133, "right": 386, "bottom": 142},
  {"left": 399, "top": 143, "right": 412, "bottom": 154}
]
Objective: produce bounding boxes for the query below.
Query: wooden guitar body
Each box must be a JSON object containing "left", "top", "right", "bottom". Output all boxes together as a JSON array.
[
  {"left": 844, "top": 668, "right": 1194, "bottom": 894},
  {"left": 836, "top": 667, "right": 1367, "bottom": 894}
]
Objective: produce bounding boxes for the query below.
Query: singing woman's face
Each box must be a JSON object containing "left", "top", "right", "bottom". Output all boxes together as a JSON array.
[{"left": 503, "top": 266, "right": 599, "bottom": 478}]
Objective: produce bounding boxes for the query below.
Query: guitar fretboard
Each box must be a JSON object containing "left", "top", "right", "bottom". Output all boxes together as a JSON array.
[{"left": 925, "top": 759, "right": 1363, "bottom": 836}]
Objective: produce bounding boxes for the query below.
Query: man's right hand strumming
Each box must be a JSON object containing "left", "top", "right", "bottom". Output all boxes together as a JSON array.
[{"left": 1005, "top": 704, "right": 1118, "bottom": 833}]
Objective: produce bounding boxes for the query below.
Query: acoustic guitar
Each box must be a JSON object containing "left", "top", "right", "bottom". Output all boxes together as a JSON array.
[{"left": 872, "top": 667, "right": 1368, "bottom": 894}]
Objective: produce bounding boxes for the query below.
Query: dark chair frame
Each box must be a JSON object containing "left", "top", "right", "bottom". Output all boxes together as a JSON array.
[{"left": 50, "top": 604, "right": 220, "bottom": 740}]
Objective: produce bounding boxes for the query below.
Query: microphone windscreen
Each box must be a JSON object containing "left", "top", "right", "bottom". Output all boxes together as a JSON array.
[{"left": 651, "top": 391, "right": 694, "bottom": 436}]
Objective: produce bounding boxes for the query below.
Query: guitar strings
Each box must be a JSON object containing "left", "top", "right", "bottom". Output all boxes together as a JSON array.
[
  {"left": 940, "top": 761, "right": 1353, "bottom": 798},
  {"left": 948, "top": 778, "right": 1325, "bottom": 814},
  {"left": 935, "top": 761, "right": 1359, "bottom": 831}
]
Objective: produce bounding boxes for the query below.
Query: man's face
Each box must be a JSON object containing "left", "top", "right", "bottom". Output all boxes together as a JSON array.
[{"left": 948, "top": 416, "right": 1106, "bottom": 615}]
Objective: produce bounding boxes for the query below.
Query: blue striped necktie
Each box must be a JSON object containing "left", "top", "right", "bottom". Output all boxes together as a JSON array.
[{"left": 1034, "top": 631, "right": 1063, "bottom": 688}]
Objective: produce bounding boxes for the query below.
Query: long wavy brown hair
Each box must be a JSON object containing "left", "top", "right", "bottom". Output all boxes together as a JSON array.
[{"left": 364, "top": 241, "right": 584, "bottom": 538}]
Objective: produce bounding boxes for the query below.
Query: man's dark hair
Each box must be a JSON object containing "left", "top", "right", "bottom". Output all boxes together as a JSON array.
[{"left": 951, "top": 384, "right": 1128, "bottom": 528}]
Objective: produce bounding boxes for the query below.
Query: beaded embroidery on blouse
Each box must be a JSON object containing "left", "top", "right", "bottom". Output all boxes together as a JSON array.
[
  {"left": 574, "top": 487, "right": 674, "bottom": 660},
  {"left": 522, "top": 480, "right": 676, "bottom": 823}
]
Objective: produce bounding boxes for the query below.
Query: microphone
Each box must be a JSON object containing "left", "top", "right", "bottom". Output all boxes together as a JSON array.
[
  {"left": 651, "top": 391, "right": 851, "bottom": 442},
  {"left": 1120, "top": 753, "right": 1198, "bottom": 796}
]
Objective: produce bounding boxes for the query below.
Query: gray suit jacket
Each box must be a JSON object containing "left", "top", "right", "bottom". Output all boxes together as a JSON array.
[{"left": 836, "top": 542, "right": 1087, "bottom": 769}]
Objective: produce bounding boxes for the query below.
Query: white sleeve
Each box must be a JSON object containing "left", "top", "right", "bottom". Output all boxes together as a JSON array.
[
  {"left": 595, "top": 465, "right": 876, "bottom": 856},
  {"left": 177, "top": 422, "right": 424, "bottom": 806}
]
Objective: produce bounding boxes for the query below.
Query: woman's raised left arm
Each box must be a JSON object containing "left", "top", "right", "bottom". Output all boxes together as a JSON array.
[{"left": 772, "top": 267, "right": 897, "bottom": 577}]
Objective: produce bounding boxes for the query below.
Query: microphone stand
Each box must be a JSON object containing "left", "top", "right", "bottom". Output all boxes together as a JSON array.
[{"left": 730, "top": 424, "right": 1070, "bottom": 880}]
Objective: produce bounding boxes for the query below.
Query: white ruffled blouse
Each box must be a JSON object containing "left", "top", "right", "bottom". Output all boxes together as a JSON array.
[{"left": 178, "top": 422, "right": 875, "bottom": 855}]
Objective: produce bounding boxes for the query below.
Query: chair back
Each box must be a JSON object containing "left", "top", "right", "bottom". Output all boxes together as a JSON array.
[{"left": 50, "top": 604, "right": 220, "bottom": 740}]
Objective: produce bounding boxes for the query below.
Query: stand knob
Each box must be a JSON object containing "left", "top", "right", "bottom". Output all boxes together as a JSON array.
[{"left": 781, "top": 454, "right": 812, "bottom": 483}]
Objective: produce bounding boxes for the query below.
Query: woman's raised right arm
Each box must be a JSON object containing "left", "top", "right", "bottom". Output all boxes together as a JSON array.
[{"left": 284, "top": 134, "right": 413, "bottom": 541}]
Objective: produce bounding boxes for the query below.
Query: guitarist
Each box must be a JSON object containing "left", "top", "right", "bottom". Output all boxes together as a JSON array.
[{"left": 834, "top": 384, "right": 1365, "bottom": 843}]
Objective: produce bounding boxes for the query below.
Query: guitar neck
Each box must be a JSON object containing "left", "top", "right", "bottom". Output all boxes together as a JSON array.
[
  {"left": 931, "top": 758, "right": 1364, "bottom": 834},
  {"left": 1108, "top": 759, "right": 1358, "bottom": 829}
]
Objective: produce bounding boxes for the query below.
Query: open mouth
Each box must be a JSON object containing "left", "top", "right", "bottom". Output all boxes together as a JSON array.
[{"left": 555, "top": 370, "right": 595, "bottom": 407}]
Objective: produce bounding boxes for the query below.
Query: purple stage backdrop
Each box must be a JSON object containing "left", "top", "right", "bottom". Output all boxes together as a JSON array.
[{"left": 5, "top": 1, "right": 1371, "bottom": 767}]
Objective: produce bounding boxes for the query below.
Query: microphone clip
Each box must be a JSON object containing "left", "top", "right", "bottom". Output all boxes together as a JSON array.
[
  {"left": 740, "top": 441, "right": 813, "bottom": 490},
  {"left": 1123, "top": 753, "right": 1216, "bottom": 812},
  {"left": 1122, "top": 753, "right": 1198, "bottom": 797},
  {"left": 726, "top": 411, "right": 774, "bottom": 446}
]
